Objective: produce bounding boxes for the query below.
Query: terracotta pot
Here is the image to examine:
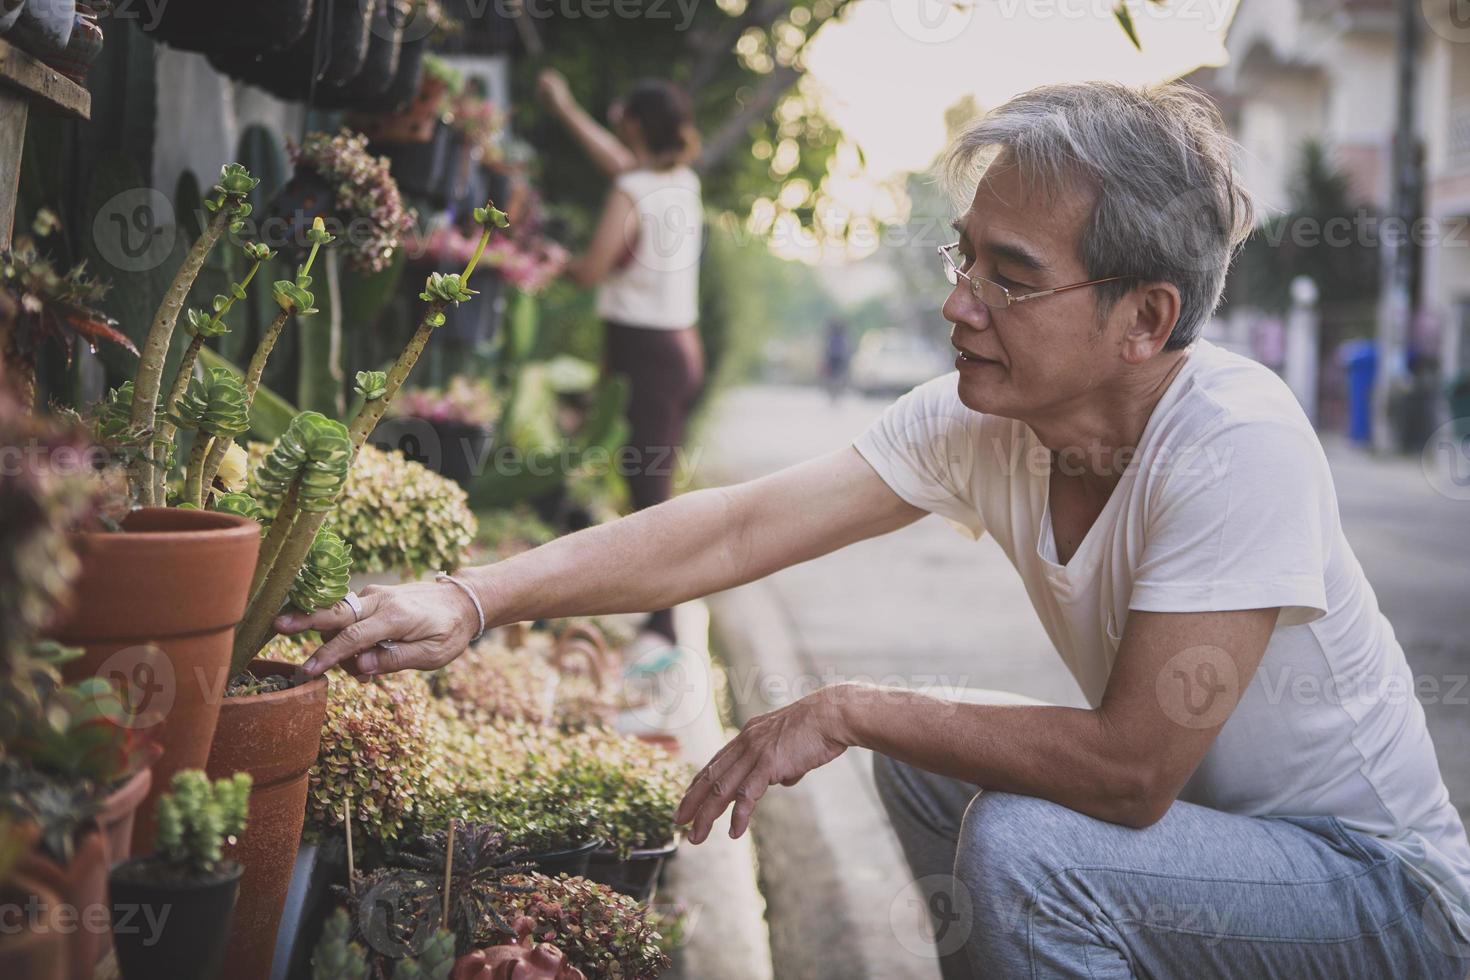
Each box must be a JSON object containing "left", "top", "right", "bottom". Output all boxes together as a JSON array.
[
  {"left": 205, "top": 659, "right": 329, "bottom": 980},
  {"left": 0, "top": 872, "right": 67, "bottom": 980},
  {"left": 98, "top": 765, "right": 153, "bottom": 868},
  {"left": 17, "top": 828, "right": 108, "bottom": 980},
  {"left": 43, "top": 1, "right": 101, "bottom": 83},
  {"left": 632, "top": 731, "right": 681, "bottom": 757},
  {"left": 46, "top": 507, "right": 261, "bottom": 854}
]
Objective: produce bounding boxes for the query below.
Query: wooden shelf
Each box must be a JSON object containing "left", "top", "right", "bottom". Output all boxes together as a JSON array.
[{"left": 0, "top": 35, "right": 90, "bottom": 120}]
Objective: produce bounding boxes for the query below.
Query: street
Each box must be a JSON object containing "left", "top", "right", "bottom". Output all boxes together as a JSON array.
[{"left": 695, "top": 382, "right": 1470, "bottom": 979}]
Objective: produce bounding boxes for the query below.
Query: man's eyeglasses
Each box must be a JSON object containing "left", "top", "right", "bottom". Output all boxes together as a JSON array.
[{"left": 938, "top": 242, "right": 1131, "bottom": 310}]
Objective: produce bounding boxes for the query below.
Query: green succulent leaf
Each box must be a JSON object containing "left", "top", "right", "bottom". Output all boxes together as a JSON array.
[
  {"left": 418, "top": 272, "right": 477, "bottom": 305},
  {"left": 254, "top": 412, "right": 352, "bottom": 512},
  {"left": 353, "top": 370, "right": 388, "bottom": 401},
  {"left": 185, "top": 307, "right": 229, "bottom": 339},
  {"left": 473, "top": 202, "right": 509, "bottom": 229},
  {"left": 288, "top": 528, "right": 353, "bottom": 613},
  {"left": 242, "top": 241, "right": 277, "bottom": 263},
  {"left": 212, "top": 492, "right": 262, "bottom": 521},
  {"left": 170, "top": 367, "right": 250, "bottom": 438},
  {"left": 272, "top": 279, "right": 317, "bottom": 316}
]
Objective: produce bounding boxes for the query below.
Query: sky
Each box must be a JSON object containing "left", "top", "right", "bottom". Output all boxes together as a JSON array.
[{"left": 804, "top": 0, "right": 1242, "bottom": 181}]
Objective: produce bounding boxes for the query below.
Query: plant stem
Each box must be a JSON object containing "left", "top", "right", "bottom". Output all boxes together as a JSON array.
[
  {"left": 232, "top": 507, "right": 331, "bottom": 671},
  {"left": 250, "top": 480, "right": 300, "bottom": 599},
  {"left": 196, "top": 435, "right": 233, "bottom": 507},
  {"left": 182, "top": 433, "right": 213, "bottom": 508},
  {"left": 129, "top": 207, "right": 233, "bottom": 505}
]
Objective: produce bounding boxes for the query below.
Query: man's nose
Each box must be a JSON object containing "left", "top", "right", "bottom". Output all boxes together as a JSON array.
[{"left": 942, "top": 284, "right": 991, "bottom": 332}]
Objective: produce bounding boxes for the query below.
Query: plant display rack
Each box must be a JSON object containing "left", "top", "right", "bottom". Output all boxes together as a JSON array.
[{"left": 0, "top": 36, "right": 91, "bottom": 248}]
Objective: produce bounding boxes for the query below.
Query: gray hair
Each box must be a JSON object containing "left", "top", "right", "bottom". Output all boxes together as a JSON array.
[{"left": 944, "top": 81, "right": 1254, "bottom": 349}]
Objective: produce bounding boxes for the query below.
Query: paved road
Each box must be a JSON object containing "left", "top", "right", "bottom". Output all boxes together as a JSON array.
[{"left": 696, "top": 382, "right": 1470, "bottom": 979}]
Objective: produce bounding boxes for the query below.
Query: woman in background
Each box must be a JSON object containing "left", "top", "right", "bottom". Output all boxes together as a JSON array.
[{"left": 538, "top": 69, "right": 704, "bottom": 650}]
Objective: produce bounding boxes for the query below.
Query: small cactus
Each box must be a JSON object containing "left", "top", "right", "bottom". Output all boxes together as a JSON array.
[
  {"left": 153, "top": 769, "right": 251, "bottom": 877},
  {"left": 311, "top": 907, "right": 368, "bottom": 980},
  {"left": 394, "top": 928, "right": 456, "bottom": 980}
]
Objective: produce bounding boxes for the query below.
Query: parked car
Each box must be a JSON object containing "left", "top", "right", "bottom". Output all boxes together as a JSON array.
[{"left": 850, "top": 329, "right": 953, "bottom": 398}]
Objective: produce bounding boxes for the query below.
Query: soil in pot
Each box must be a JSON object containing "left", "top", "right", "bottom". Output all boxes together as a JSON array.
[
  {"left": 46, "top": 507, "right": 261, "bottom": 853},
  {"left": 17, "top": 827, "right": 109, "bottom": 980},
  {"left": 110, "top": 859, "right": 243, "bottom": 980},
  {"left": 519, "top": 837, "right": 602, "bottom": 879},
  {"left": 205, "top": 660, "right": 329, "bottom": 980},
  {"left": 583, "top": 840, "right": 678, "bottom": 905},
  {"left": 99, "top": 765, "right": 153, "bottom": 867},
  {"left": 0, "top": 874, "right": 67, "bottom": 980}
]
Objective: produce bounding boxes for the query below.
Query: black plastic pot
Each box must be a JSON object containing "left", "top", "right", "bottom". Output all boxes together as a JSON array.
[
  {"left": 440, "top": 273, "right": 503, "bottom": 348},
  {"left": 109, "top": 860, "right": 243, "bottom": 980},
  {"left": 584, "top": 841, "right": 678, "bottom": 904},
  {"left": 276, "top": 840, "right": 350, "bottom": 980},
  {"left": 371, "top": 30, "right": 426, "bottom": 114},
  {"left": 519, "top": 838, "right": 602, "bottom": 879},
  {"left": 321, "top": 0, "right": 375, "bottom": 84},
  {"left": 374, "top": 123, "right": 454, "bottom": 204},
  {"left": 152, "top": 0, "right": 314, "bottom": 56},
  {"left": 263, "top": 169, "right": 338, "bottom": 266},
  {"left": 321, "top": 0, "right": 407, "bottom": 105}
]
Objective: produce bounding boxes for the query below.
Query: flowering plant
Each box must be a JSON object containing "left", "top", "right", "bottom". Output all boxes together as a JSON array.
[
  {"left": 493, "top": 872, "right": 670, "bottom": 980},
  {"left": 483, "top": 234, "right": 568, "bottom": 296},
  {"left": 291, "top": 130, "right": 417, "bottom": 274},
  {"left": 389, "top": 376, "right": 501, "bottom": 429}
]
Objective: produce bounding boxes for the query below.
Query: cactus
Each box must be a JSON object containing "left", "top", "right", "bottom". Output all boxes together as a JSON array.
[
  {"left": 394, "top": 928, "right": 456, "bottom": 980},
  {"left": 310, "top": 907, "right": 368, "bottom": 980},
  {"left": 129, "top": 163, "right": 259, "bottom": 505},
  {"left": 152, "top": 769, "right": 251, "bottom": 877}
]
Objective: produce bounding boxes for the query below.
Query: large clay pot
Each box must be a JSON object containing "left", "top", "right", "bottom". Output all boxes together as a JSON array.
[
  {"left": 0, "top": 871, "right": 67, "bottom": 980},
  {"left": 205, "top": 659, "right": 329, "bottom": 980},
  {"left": 46, "top": 507, "right": 261, "bottom": 853},
  {"left": 98, "top": 765, "right": 153, "bottom": 868},
  {"left": 17, "top": 828, "right": 108, "bottom": 980},
  {"left": 109, "top": 859, "right": 243, "bottom": 980}
]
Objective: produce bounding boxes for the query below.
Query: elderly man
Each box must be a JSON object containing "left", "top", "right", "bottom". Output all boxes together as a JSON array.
[{"left": 284, "top": 82, "right": 1470, "bottom": 977}]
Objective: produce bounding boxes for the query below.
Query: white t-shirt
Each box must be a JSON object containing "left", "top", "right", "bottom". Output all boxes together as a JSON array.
[
  {"left": 854, "top": 340, "right": 1470, "bottom": 933},
  {"left": 595, "top": 166, "right": 702, "bottom": 330}
]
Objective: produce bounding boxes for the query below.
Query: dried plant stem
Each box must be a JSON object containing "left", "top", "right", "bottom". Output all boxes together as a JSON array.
[
  {"left": 250, "top": 481, "right": 300, "bottom": 599},
  {"left": 344, "top": 794, "right": 356, "bottom": 897},
  {"left": 130, "top": 207, "right": 233, "bottom": 505},
  {"left": 442, "top": 820, "right": 455, "bottom": 930}
]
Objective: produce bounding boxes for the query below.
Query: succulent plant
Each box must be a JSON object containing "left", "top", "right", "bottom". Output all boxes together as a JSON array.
[
  {"left": 290, "top": 528, "right": 353, "bottom": 613},
  {"left": 390, "top": 821, "right": 537, "bottom": 956},
  {"left": 249, "top": 442, "right": 475, "bottom": 578},
  {"left": 355, "top": 371, "right": 389, "bottom": 402},
  {"left": 212, "top": 491, "right": 263, "bottom": 522},
  {"left": 0, "top": 760, "right": 101, "bottom": 865},
  {"left": 150, "top": 769, "right": 251, "bottom": 878},
  {"left": 172, "top": 367, "right": 250, "bottom": 507},
  {"left": 291, "top": 130, "right": 416, "bottom": 274},
  {"left": 492, "top": 873, "right": 670, "bottom": 980},
  {"left": 312, "top": 907, "right": 369, "bottom": 980}
]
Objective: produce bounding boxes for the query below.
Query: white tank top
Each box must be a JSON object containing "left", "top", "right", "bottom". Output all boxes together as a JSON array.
[{"left": 596, "top": 166, "right": 702, "bottom": 330}]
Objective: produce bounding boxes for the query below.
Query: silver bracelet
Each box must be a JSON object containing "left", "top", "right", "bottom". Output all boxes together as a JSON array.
[{"left": 435, "top": 571, "right": 486, "bottom": 645}]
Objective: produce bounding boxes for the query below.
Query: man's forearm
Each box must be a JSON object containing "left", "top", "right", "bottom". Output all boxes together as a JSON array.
[
  {"left": 461, "top": 486, "right": 749, "bottom": 627},
  {"left": 833, "top": 686, "right": 1164, "bottom": 828}
]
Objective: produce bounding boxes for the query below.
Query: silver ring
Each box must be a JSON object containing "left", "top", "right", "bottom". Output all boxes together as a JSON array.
[
  {"left": 376, "top": 640, "right": 398, "bottom": 653},
  {"left": 342, "top": 591, "right": 364, "bottom": 622}
]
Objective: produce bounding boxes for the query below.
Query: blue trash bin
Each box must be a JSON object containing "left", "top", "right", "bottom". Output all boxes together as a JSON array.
[{"left": 1340, "top": 339, "right": 1377, "bottom": 444}]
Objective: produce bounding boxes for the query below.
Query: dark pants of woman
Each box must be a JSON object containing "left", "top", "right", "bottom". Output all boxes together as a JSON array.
[{"left": 603, "top": 320, "right": 705, "bottom": 642}]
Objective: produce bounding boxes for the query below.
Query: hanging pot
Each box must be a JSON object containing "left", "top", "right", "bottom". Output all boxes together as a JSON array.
[
  {"left": 16, "top": 828, "right": 109, "bottom": 980},
  {"left": 206, "top": 3, "right": 329, "bottom": 104},
  {"left": 0, "top": 871, "right": 66, "bottom": 980},
  {"left": 319, "top": 0, "right": 406, "bottom": 106},
  {"left": 109, "top": 860, "right": 243, "bottom": 980},
  {"left": 9, "top": 0, "right": 73, "bottom": 56},
  {"left": 205, "top": 660, "right": 329, "bottom": 980},
  {"left": 150, "top": 0, "right": 313, "bottom": 56},
  {"left": 263, "top": 168, "right": 338, "bottom": 266},
  {"left": 43, "top": 0, "right": 101, "bottom": 83},
  {"left": 358, "top": 29, "right": 427, "bottom": 117},
  {"left": 0, "top": 0, "right": 25, "bottom": 36},
  {"left": 46, "top": 508, "right": 261, "bottom": 854},
  {"left": 372, "top": 121, "right": 454, "bottom": 203},
  {"left": 320, "top": 0, "right": 375, "bottom": 85}
]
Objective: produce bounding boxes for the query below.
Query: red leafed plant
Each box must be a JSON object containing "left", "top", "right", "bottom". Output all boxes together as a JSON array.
[{"left": 1, "top": 211, "right": 132, "bottom": 408}]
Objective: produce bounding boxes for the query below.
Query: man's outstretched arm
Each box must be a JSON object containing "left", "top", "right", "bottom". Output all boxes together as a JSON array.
[{"left": 283, "top": 446, "right": 923, "bottom": 676}]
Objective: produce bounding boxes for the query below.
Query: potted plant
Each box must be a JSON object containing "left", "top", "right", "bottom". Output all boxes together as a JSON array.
[
  {"left": 150, "top": 0, "right": 314, "bottom": 56},
  {"left": 109, "top": 770, "right": 252, "bottom": 980},
  {"left": 491, "top": 872, "right": 671, "bottom": 979},
  {"left": 310, "top": 904, "right": 459, "bottom": 978},
  {"left": 355, "top": 55, "right": 464, "bottom": 203},
  {"left": 324, "top": 0, "right": 412, "bottom": 106},
  {"left": 1, "top": 763, "right": 108, "bottom": 980},
  {"left": 382, "top": 376, "right": 500, "bottom": 486},
  {"left": 270, "top": 130, "right": 417, "bottom": 276}
]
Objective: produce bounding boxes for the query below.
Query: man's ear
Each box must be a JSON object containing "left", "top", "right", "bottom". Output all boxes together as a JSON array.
[{"left": 1120, "top": 281, "right": 1182, "bottom": 364}]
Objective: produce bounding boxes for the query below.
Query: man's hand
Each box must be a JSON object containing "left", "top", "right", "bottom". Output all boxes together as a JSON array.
[
  {"left": 276, "top": 580, "right": 481, "bottom": 678},
  {"left": 675, "top": 685, "right": 855, "bottom": 843}
]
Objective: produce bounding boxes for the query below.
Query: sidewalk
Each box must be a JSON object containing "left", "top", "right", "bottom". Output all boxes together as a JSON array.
[{"left": 695, "top": 384, "right": 1470, "bottom": 978}]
